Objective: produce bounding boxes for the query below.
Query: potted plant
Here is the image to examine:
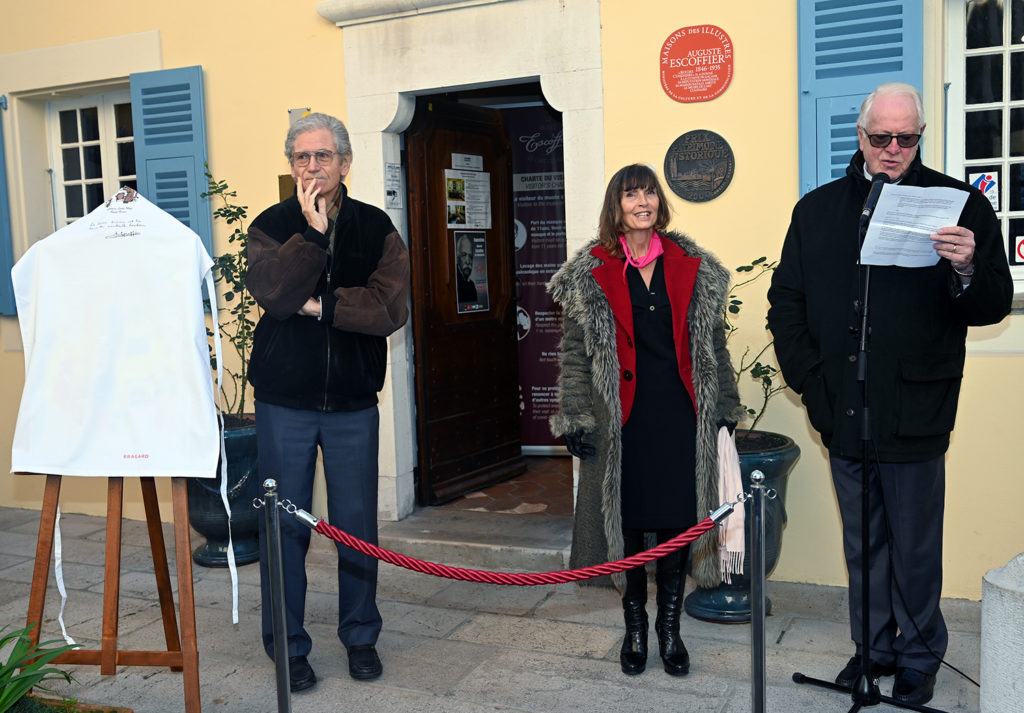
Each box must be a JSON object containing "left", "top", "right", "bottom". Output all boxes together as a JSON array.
[
  {"left": 684, "top": 257, "right": 801, "bottom": 623},
  {"left": 185, "top": 172, "right": 263, "bottom": 567}
]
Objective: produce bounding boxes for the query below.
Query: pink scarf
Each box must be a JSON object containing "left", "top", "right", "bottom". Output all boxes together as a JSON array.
[{"left": 619, "top": 233, "right": 664, "bottom": 279}]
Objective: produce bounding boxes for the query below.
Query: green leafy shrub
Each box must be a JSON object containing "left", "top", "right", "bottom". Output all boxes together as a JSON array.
[
  {"left": 0, "top": 624, "right": 76, "bottom": 713},
  {"left": 202, "top": 170, "right": 262, "bottom": 423},
  {"left": 724, "top": 257, "right": 788, "bottom": 435}
]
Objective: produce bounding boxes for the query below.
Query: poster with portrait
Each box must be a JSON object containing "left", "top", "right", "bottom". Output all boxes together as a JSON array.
[{"left": 454, "top": 231, "right": 489, "bottom": 313}]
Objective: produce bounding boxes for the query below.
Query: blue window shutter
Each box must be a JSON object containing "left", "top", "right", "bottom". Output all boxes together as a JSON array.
[
  {"left": 129, "top": 66, "right": 213, "bottom": 253},
  {"left": 798, "top": 0, "right": 923, "bottom": 195},
  {"left": 0, "top": 97, "right": 16, "bottom": 315}
]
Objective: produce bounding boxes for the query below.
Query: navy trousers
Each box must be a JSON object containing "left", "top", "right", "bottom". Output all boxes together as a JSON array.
[
  {"left": 829, "top": 454, "right": 948, "bottom": 674},
  {"left": 256, "top": 400, "right": 383, "bottom": 659}
]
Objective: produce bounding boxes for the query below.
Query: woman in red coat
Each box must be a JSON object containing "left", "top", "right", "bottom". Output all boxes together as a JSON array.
[{"left": 549, "top": 164, "right": 742, "bottom": 676}]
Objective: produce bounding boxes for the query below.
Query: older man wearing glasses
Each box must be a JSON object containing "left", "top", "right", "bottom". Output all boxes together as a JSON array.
[
  {"left": 246, "top": 112, "right": 409, "bottom": 691},
  {"left": 767, "top": 83, "right": 1012, "bottom": 705}
]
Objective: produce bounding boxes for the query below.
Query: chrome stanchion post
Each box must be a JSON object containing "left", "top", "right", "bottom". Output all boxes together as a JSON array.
[
  {"left": 750, "top": 470, "right": 767, "bottom": 713},
  {"left": 262, "top": 479, "right": 292, "bottom": 713}
]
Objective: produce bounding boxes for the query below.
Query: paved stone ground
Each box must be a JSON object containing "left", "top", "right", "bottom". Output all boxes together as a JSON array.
[{"left": 0, "top": 506, "right": 981, "bottom": 713}]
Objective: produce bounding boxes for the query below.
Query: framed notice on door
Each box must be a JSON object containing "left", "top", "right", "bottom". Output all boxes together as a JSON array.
[
  {"left": 454, "top": 231, "right": 489, "bottom": 313},
  {"left": 445, "top": 168, "right": 492, "bottom": 229}
]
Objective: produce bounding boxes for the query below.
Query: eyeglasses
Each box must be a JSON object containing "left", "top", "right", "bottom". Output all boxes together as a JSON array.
[
  {"left": 291, "top": 150, "right": 339, "bottom": 166},
  {"left": 861, "top": 130, "right": 922, "bottom": 149}
]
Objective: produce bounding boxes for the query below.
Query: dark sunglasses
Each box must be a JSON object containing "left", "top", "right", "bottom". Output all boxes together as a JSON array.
[{"left": 861, "top": 130, "right": 921, "bottom": 149}]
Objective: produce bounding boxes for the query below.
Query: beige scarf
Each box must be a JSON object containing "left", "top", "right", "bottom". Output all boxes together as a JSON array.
[{"left": 717, "top": 426, "right": 745, "bottom": 583}]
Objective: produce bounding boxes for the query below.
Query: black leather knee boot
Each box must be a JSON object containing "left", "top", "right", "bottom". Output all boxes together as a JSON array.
[
  {"left": 655, "top": 559, "right": 690, "bottom": 676},
  {"left": 620, "top": 567, "right": 648, "bottom": 675}
]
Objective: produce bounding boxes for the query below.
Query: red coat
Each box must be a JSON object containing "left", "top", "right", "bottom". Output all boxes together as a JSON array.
[{"left": 590, "top": 239, "right": 700, "bottom": 425}]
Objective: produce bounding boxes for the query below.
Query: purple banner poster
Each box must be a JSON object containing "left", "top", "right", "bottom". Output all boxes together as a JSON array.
[{"left": 500, "top": 106, "right": 566, "bottom": 448}]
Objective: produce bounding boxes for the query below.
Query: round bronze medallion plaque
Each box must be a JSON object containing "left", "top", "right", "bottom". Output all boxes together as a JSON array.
[{"left": 663, "top": 130, "right": 735, "bottom": 202}]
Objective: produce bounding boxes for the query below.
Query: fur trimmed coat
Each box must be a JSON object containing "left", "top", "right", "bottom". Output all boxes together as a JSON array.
[{"left": 548, "top": 231, "right": 743, "bottom": 589}]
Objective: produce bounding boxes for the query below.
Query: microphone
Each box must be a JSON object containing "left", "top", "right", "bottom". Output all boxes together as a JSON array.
[{"left": 860, "top": 172, "right": 891, "bottom": 224}]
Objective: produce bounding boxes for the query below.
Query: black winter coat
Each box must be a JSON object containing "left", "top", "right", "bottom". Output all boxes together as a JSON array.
[{"left": 767, "top": 152, "right": 1012, "bottom": 461}]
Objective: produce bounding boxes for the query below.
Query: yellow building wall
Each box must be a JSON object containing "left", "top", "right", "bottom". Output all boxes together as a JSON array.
[
  {"left": 0, "top": 0, "right": 345, "bottom": 520},
  {"left": 598, "top": 3, "right": 1022, "bottom": 600},
  {"left": 0, "top": 0, "right": 1019, "bottom": 600}
]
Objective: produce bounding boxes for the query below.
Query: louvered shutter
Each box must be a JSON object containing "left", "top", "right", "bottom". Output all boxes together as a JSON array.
[
  {"left": 798, "top": 0, "right": 923, "bottom": 195},
  {"left": 0, "top": 98, "right": 15, "bottom": 314},
  {"left": 129, "top": 66, "right": 213, "bottom": 252}
]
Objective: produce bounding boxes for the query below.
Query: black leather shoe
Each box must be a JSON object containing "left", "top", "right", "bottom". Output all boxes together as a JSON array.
[
  {"left": 892, "top": 667, "right": 935, "bottom": 705},
  {"left": 834, "top": 654, "right": 897, "bottom": 687},
  {"left": 287, "top": 655, "right": 316, "bottom": 692},
  {"left": 347, "top": 644, "right": 383, "bottom": 680}
]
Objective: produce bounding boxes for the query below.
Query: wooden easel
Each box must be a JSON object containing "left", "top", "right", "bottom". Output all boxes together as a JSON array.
[{"left": 25, "top": 474, "right": 201, "bottom": 713}]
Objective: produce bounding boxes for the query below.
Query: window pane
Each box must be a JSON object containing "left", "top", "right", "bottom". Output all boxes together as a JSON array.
[
  {"left": 79, "top": 107, "right": 100, "bottom": 142},
  {"left": 967, "top": 0, "right": 1004, "bottom": 49},
  {"left": 85, "top": 183, "right": 105, "bottom": 213},
  {"left": 966, "top": 55, "right": 1003, "bottom": 104},
  {"left": 967, "top": 164, "right": 1002, "bottom": 211},
  {"left": 117, "top": 141, "right": 136, "bottom": 177},
  {"left": 65, "top": 185, "right": 84, "bottom": 219},
  {"left": 114, "top": 103, "right": 134, "bottom": 138},
  {"left": 1012, "top": 52, "right": 1024, "bottom": 100},
  {"left": 123, "top": 179, "right": 138, "bottom": 192},
  {"left": 1007, "top": 164, "right": 1024, "bottom": 210},
  {"left": 62, "top": 147, "right": 82, "bottom": 181},
  {"left": 83, "top": 145, "right": 103, "bottom": 179},
  {"left": 1012, "top": 108, "right": 1024, "bottom": 156},
  {"left": 965, "top": 109, "right": 1003, "bottom": 159},
  {"left": 1008, "top": 218, "right": 1024, "bottom": 265},
  {"left": 1013, "top": 0, "right": 1024, "bottom": 45},
  {"left": 59, "top": 110, "right": 78, "bottom": 143}
]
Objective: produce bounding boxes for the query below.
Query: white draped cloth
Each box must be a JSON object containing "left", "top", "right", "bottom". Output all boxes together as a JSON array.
[{"left": 11, "top": 189, "right": 220, "bottom": 478}]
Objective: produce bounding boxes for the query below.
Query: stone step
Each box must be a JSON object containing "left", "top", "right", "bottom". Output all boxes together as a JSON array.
[{"left": 375, "top": 507, "right": 571, "bottom": 572}]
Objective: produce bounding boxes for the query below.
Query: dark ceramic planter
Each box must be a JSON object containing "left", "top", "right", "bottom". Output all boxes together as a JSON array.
[
  {"left": 683, "top": 430, "right": 800, "bottom": 623},
  {"left": 186, "top": 422, "right": 261, "bottom": 567}
]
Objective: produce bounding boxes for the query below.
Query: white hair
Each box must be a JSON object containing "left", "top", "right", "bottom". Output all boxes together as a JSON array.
[
  {"left": 284, "top": 112, "right": 352, "bottom": 161},
  {"left": 857, "top": 82, "right": 925, "bottom": 131}
]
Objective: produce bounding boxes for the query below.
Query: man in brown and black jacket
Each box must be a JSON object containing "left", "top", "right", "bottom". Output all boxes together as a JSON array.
[{"left": 246, "top": 112, "right": 409, "bottom": 692}]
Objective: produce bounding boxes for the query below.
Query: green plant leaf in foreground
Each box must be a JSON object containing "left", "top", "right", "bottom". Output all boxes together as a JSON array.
[{"left": 0, "top": 624, "right": 77, "bottom": 713}]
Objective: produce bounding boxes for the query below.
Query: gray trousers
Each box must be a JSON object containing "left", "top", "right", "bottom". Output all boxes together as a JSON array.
[
  {"left": 256, "top": 400, "right": 383, "bottom": 659},
  {"left": 829, "top": 454, "right": 948, "bottom": 674}
]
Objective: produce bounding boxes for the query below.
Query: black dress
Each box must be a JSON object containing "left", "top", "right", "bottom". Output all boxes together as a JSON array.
[{"left": 619, "top": 259, "right": 698, "bottom": 530}]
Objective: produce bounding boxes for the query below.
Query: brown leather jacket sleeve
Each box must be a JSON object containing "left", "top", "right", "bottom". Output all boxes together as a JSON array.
[
  {"left": 246, "top": 225, "right": 328, "bottom": 320},
  {"left": 328, "top": 231, "right": 410, "bottom": 337}
]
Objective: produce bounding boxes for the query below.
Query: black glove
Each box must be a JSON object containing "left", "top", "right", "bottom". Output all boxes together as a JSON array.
[
  {"left": 563, "top": 431, "right": 596, "bottom": 460},
  {"left": 716, "top": 419, "right": 737, "bottom": 435}
]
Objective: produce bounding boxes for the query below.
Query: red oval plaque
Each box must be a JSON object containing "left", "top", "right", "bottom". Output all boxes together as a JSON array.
[{"left": 660, "top": 25, "right": 734, "bottom": 103}]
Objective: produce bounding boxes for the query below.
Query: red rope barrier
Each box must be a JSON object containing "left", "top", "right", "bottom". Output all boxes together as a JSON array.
[{"left": 312, "top": 516, "right": 717, "bottom": 586}]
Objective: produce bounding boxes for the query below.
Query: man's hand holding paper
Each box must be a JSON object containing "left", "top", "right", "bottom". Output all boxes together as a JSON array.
[
  {"left": 930, "top": 225, "right": 975, "bottom": 273},
  {"left": 859, "top": 184, "right": 969, "bottom": 267}
]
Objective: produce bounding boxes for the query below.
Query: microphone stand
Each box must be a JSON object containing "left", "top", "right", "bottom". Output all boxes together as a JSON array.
[{"left": 792, "top": 174, "right": 947, "bottom": 713}]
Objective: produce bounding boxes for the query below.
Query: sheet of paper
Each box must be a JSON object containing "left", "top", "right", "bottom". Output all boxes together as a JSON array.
[{"left": 859, "top": 184, "right": 969, "bottom": 267}]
